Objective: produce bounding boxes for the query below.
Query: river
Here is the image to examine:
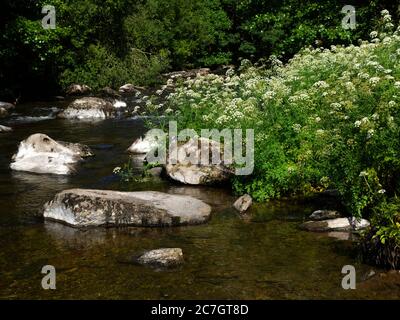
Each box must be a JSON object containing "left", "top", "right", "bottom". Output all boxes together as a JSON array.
[{"left": 0, "top": 101, "right": 398, "bottom": 299}]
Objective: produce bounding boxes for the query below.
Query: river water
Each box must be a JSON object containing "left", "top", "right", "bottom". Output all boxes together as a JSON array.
[{"left": 0, "top": 101, "right": 399, "bottom": 299}]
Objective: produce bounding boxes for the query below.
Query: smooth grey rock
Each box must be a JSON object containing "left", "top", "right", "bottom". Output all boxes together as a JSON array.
[
  {"left": 127, "top": 131, "right": 160, "bottom": 154},
  {"left": 0, "top": 102, "right": 14, "bottom": 118},
  {"left": 233, "top": 194, "right": 252, "bottom": 213},
  {"left": 165, "top": 137, "right": 233, "bottom": 185},
  {"left": 137, "top": 248, "right": 183, "bottom": 267},
  {"left": 0, "top": 125, "right": 12, "bottom": 133},
  {"left": 119, "top": 83, "right": 143, "bottom": 94},
  {"left": 300, "top": 217, "right": 370, "bottom": 232},
  {"left": 58, "top": 97, "right": 115, "bottom": 120},
  {"left": 43, "top": 189, "right": 212, "bottom": 227},
  {"left": 309, "top": 210, "right": 342, "bottom": 221},
  {"left": 10, "top": 133, "right": 93, "bottom": 175}
]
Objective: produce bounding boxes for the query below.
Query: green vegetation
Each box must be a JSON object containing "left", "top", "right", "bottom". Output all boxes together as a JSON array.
[
  {"left": 155, "top": 10, "right": 400, "bottom": 268},
  {"left": 1, "top": 0, "right": 399, "bottom": 99}
]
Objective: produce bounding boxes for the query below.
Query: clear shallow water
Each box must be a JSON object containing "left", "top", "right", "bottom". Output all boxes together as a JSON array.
[{"left": 0, "top": 102, "right": 399, "bottom": 299}]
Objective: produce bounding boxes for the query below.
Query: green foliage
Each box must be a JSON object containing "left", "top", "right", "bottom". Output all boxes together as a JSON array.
[
  {"left": 1, "top": 0, "right": 400, "bottom": 99},
  {"left": 157, "top": 11, "right": 400, "bottom": 255}
]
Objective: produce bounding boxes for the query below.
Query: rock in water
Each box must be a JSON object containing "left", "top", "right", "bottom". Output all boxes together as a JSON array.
[
  {"left": 309, "top": 210, "right": 341, "bottom": 221},
  {"left": 166, "top": 137, "right": 233, "bottom": 185},
  {"left": 233, "top": 194, "right": 252, "bottom": 213},
  {"left": 0, "top": 125, "right": 12, "bottom": 133},
  {"left": 137, "top": 248, "right": 184, "bottom": 267},
  {"left": 119, "top": 83, "right": 142, "bottom": 95},
  {"left": 43, "top": 189, "right": 212, "bottom": 227},
  {"left": 66, "top": 84, "right": 92, "bottom": 96},
  {"left": 10, "top": 133, "right": 93, "bottom": 175},
  {"left": 300, "top": 217, "right": 370, "bottom": 232},
  {"left": 0, "top": 101, "right": 15, "bottom": 118},
  {"left": 58, "top": 97, "right": 115, "bottom": 120},
  {"left": 127, "top": 131, "right": 160, "bottom": 154}
]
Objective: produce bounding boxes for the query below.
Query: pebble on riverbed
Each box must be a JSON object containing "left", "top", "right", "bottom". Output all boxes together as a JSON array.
[{"left": 137, "top": 248, "right": 184, "bottom": 268}]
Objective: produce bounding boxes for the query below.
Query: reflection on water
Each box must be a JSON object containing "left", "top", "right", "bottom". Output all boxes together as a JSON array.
[{"left": 0, "top": 101, "right": 399, "bottom": 299}]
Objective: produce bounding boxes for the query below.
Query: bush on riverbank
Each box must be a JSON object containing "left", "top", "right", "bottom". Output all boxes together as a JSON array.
[{"left": 157, "top": 10, "right": 400, "bottom": 268}]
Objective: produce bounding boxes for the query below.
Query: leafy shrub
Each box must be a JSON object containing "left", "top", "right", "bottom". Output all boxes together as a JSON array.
[{"left": 154, "top": 10, "right": 400, "bottom": 262}]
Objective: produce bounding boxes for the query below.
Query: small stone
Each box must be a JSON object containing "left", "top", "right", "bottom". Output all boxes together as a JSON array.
[
  {"left": 233, "top": 194, "right": 252, "bottom": 213},
  {"left": 137, "top": 248, "right": 184, "bottom": 268}
]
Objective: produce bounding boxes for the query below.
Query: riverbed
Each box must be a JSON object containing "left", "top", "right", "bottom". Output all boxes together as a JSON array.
[{"left": 0, "top": 101, "right": 398, "bottom": 299}]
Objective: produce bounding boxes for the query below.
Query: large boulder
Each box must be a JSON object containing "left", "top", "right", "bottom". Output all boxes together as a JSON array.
[
  {"left": 66, "top": 84, "right": 91, "bottom": 96},
  {"left": 127, "top": 131, "right": 160, "bottom": 154},
  {"left": 165, "top": 137, "right": 233, "bottom": 185},
  {"left": 43, "top": 189, "right": 212, "bottom": 227},
  {"left": 137, "top": 248, "right": 184, "bottom": 268},
  {"left": 0, "top": 125, "right": 12, "bottom": 133},
  {"left": 10, "top": 133, "right": 93, "bottom": 175},
  {"left": 58, "top": 97, "right": 115, "bottom": 120},
  {"left": 300, "top": 217, "right": 370, "bottom": 232}
]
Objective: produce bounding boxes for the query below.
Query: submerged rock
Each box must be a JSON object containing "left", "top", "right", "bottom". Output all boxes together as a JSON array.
[
  {"left": 233, "top": 194, "right": 252, "bottom": 213},
  {"left": 137, "top": 248, "right": 184, "bottom": 268},
  {"left": 165, "top": 137, "right": 233, "bottom": 185},
  {"left": 309, "top": 210, "right": 342, "bottom": 221},
  {"left": 66, "top": 84, "right": 92, "bottom": 96},
  {"left": 43, "top": 189, "right": 212, "bottom": 227},
  {"left": 300, "top": 217, "right": 370, "bottom": 232},
  {"left": 10, "top": 133, "right": 93, "bottom": 175},
  {"left": 58, "top": 97, "right": 115, "bottom": 120},
  {"left": 127, "top": 131, "right": 160, "bottom": 154},
  {"left": 0, "top": 125, "right": 12, "bottom": 133}
]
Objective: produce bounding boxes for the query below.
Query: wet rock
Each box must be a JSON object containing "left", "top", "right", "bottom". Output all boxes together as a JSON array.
[
  {"left": 119, "top": 83, "right": 143, "bottom": 95},
  {"left": 66, "top": 84, "right": 91, "bottom": 96},
  {"left": 166, "top": 137, "right": 233, "bottom": 185},
  {"left": 10, "top": 133, "right": 93, "bottom": 175},
  {"left": 113, "top": 100, "right": 127, "bottom": 108},
  {"left": 127, "top": 131, "right": 160, "bottom": 154},
  {"left": 300, "top": 217, "right": 370, "bottom": 232},
  {"left": 233, "top": 194, "right": 252, "bottom": 213},
  {"left": 58, "top": 97, "right": 115, "bottom": 120},
  {"left": 137, "top": 248, "right": 184, "bottom": 268},
  {"left": 0, "top": 101, "right": 15, "bottom": 118},
  {"left": 309, "top": 210, "right": 342, "bottom": 221},
  {"left": 43, "top": 189, "right": 212, "bottom": 227},
  {"left": 0, "top": 125, "right": 12, "bottom": 133}
]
